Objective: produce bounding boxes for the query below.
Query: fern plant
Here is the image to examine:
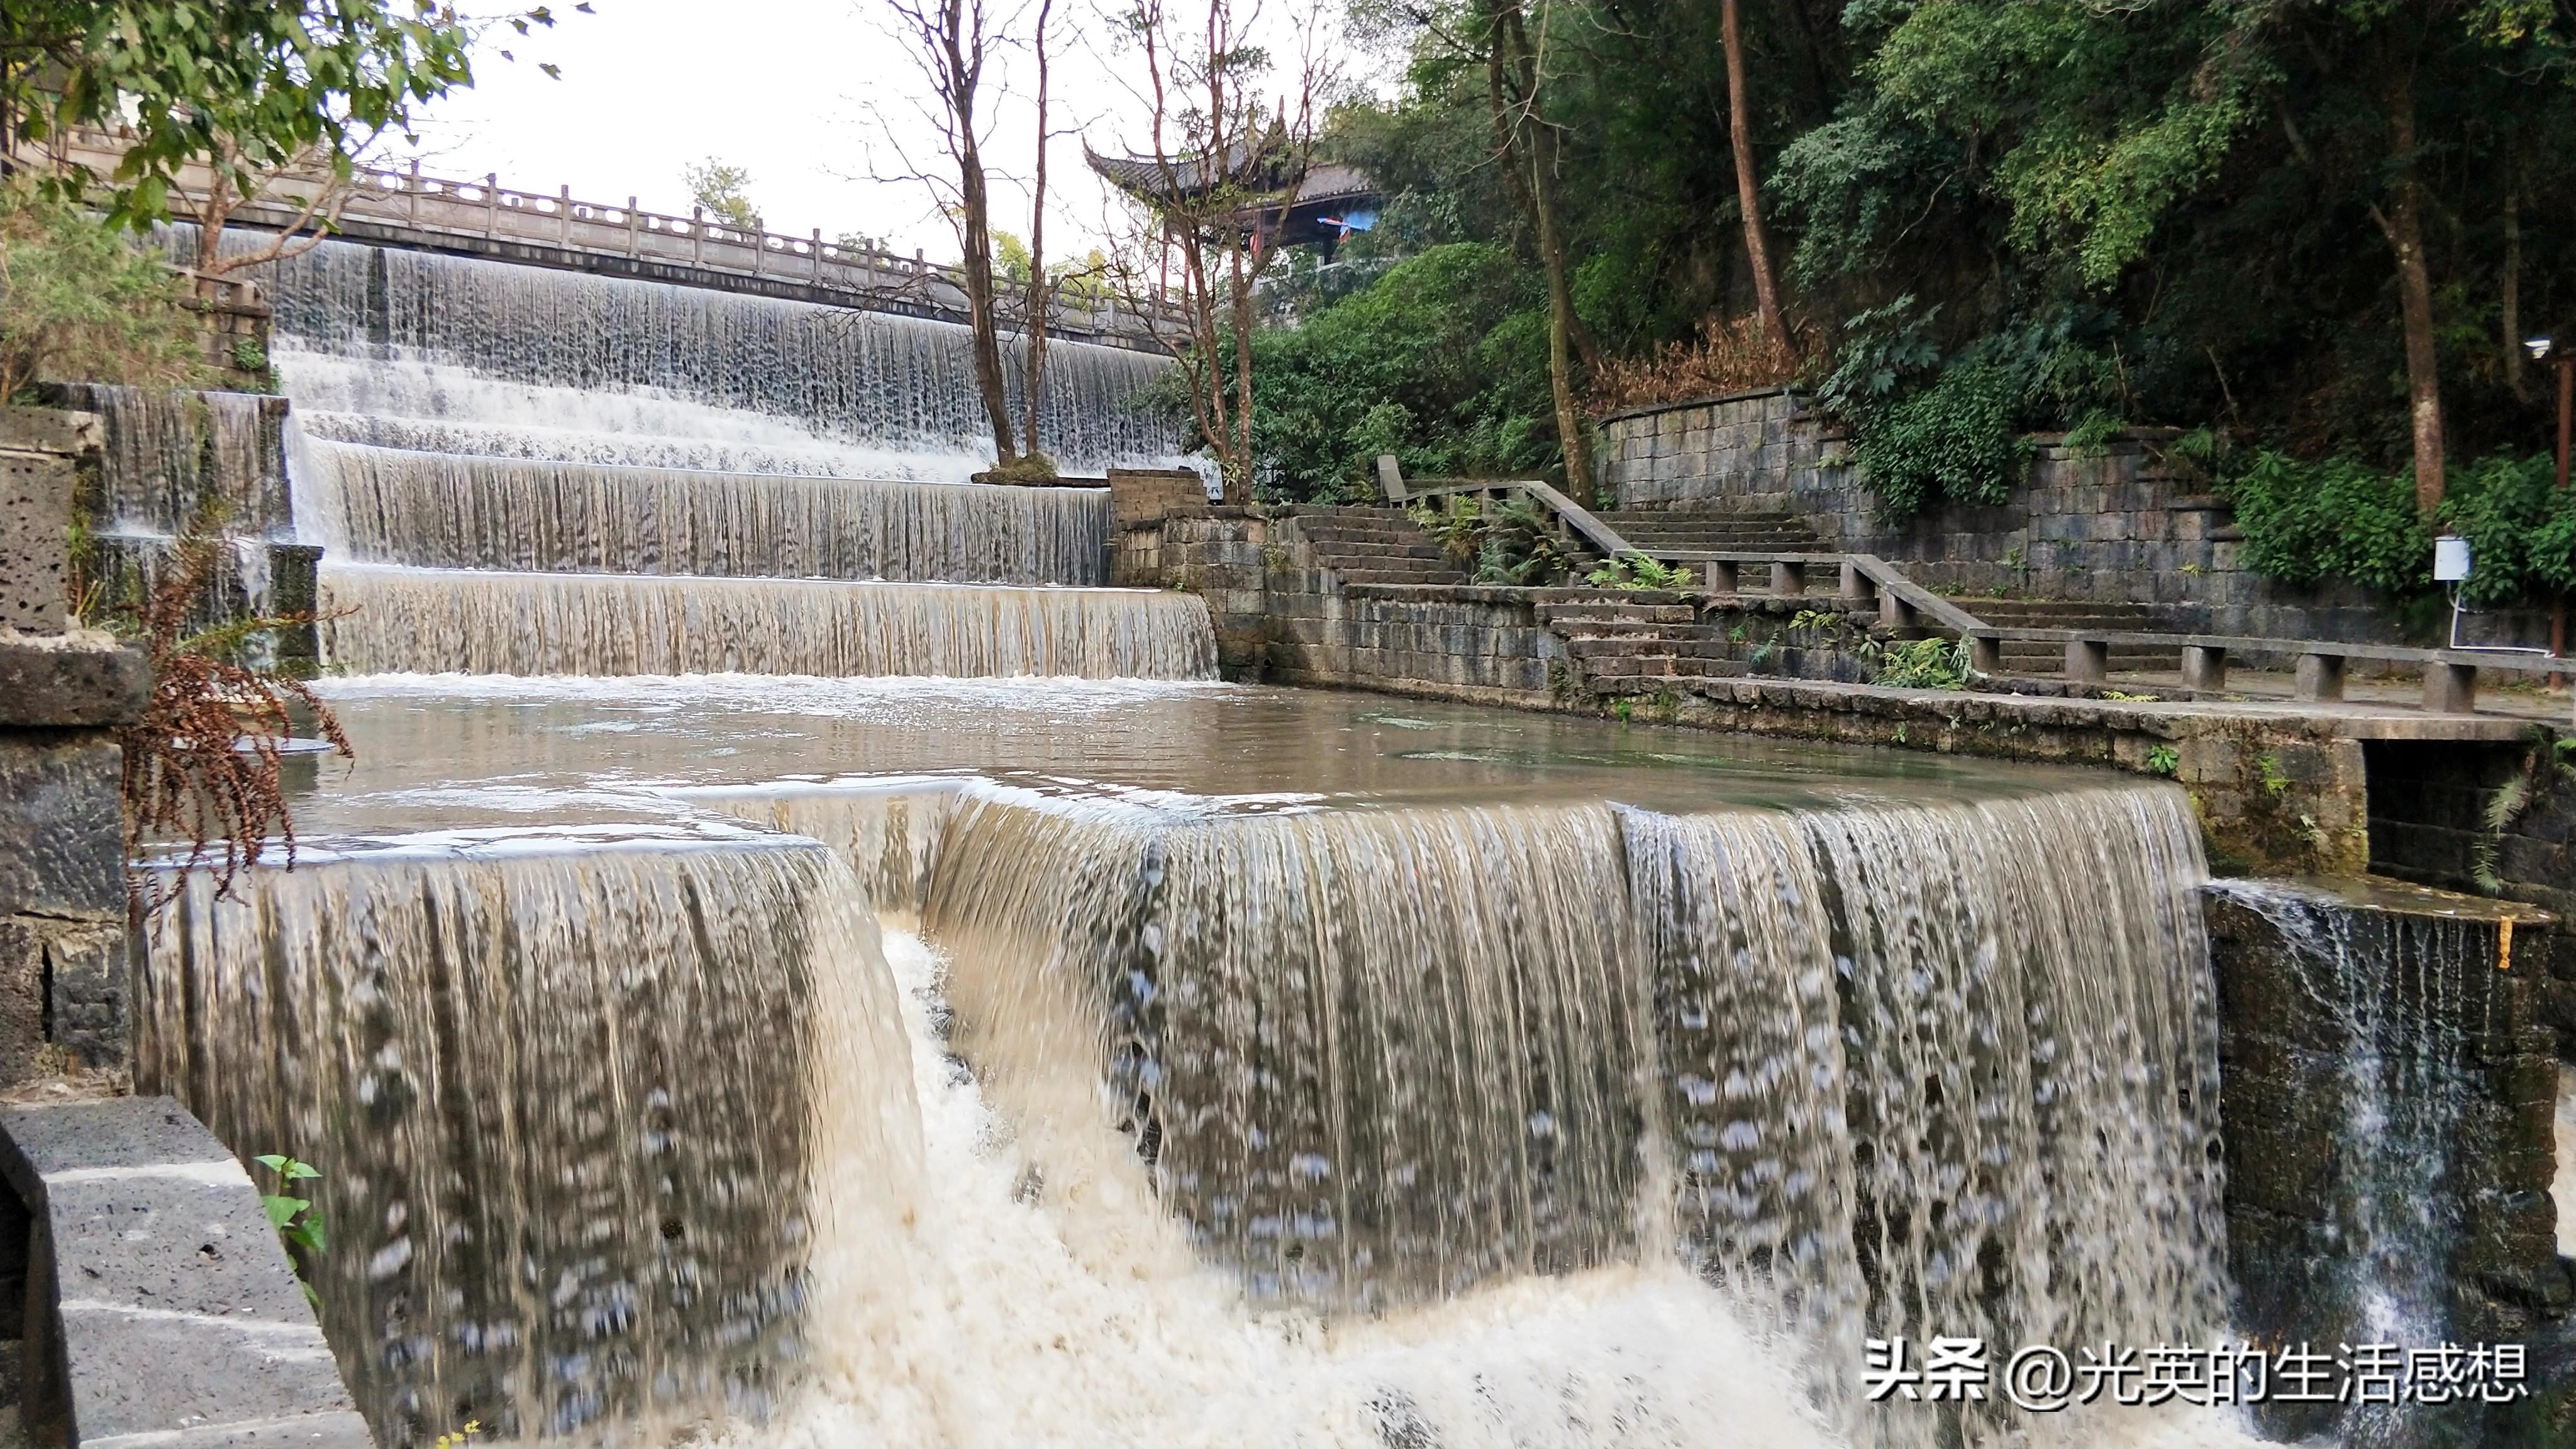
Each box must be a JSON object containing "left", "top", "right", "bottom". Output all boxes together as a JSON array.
[{"left": 1585, "top": 552, "right": 1690, "bottom": 591}]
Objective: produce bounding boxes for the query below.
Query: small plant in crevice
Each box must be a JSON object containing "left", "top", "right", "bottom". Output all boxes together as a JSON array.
[
  {"left": 2146, "top": 744, "right": 2181, "bottom": 777},
  {"left": 255, "top": 1153, "right": 325, "bottom": 1306},
  {"left": 2255, "top": 751, "right": 2292, "bottom": 797},
  {"left": 2470, "top": 733, "right": 2576, "bottom": 894},
  {"left": 109, "top": 502, "right": 352, "bottom": 909}
]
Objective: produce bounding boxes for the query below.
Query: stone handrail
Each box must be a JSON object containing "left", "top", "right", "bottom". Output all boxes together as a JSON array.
[
  {"left": 1387, "top": 475, "right": 1641, "bottom": 558},
  {"left": 34, "top": 128, "right": 1188, "bottom": 346}
]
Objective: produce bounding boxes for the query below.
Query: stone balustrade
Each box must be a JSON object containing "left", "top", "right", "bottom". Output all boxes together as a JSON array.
[{"left": 36, "top": 129, "right": 1187, "bottom": 349}]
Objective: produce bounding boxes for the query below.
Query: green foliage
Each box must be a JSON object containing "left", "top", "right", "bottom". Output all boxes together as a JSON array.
[
  {"left": 1475, "top": 499, "right": 1572, "bottom": 585},
  {"left": 1411, "top": 496, "right": 1572, "bottom": 585},
  {"left": 254, "top": 1153, "right": 324, "bottom": 1304},
  {"left": 683, "top": 158, "right": 759, "bottom": 230},
  {"left": 1249, "top": 243, "right": 1557, "bottom": 501},
  {"left": 1585, "top": 552, "right": 1690, "bottom": 591},
  {"left": 0, "top": 177, "right": 209, "bottom": 398},
  {"left": 6, "top": 1, "right": 556, "bottom": 233},
  {"left": 2436, "top": 454, "right": 2576, "bottom": 606},
  {"left": 2224, "top": 451, "right": 2431, "bottom": 596},
  {"left": 1846, "top": 362, "right": 2027, "bottom": 517},
  {"left": 2146, "top": 745, "right": 2180, "bottom": 776},
  {"left": 1865, "top": 635, "right": 1970, "bottom": 690},
  {"left": 2224, "top": 449, "right": 2576, "bottom": 606}
]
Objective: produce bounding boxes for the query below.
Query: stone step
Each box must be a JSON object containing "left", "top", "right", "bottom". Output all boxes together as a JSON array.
[
  {"left": 1567, "top": 636, "right": 1699, "bottom": 658},
  {"left": 1555, "top": 621, "right": 1697, "bottom": 641},
  {"left": 1594, "top": 510, "right": 1807, "bottom": 524},
  {"left": 1338, "top": 569, "right": 1468, "bottom": 586},
  {"left": 1537, "top": 601, "right": 1696, "bottom": 621}
]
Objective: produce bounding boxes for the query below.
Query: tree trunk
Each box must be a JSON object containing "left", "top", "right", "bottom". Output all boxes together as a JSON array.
[
  {"left": 2379, "top": 57, "right": 2444, "bottom": 515},
  {"left": 1226, "top": 238, "right": 1255, "bottom": 503},
  {"left": 1493, "top": 3, "right": 1595, "bottom": 501},
  {"left": 1721, "top": 0, "right": 1789, "bottom": 352},
  {"left": 1019, "top": 0, "right": 1055, "bottom": 464},
  {"left": 947, "top": 18, "right": 1018, "bottom": 467}
]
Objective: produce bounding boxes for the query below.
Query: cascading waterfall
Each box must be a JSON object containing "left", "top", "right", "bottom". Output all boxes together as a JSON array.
[
  {"left": 317, "top": 565, "right": 1218, "bottom": 679},
  {"left": 134, "top": 835, "right": 923, "bottom": 1444},
  {"left": 684, "top": 772, "right": 2226, "bottom": 1446},
  {"left": 307, "top": 440, "right": 1112, "bottom": 585},
  {"left": 136, "top": 736, "right": 2262, "bottom": 1447},
  {"left": 214, "top": 232, "right": 1213, "bottom": 674},
  {"left": 252, "top": 238, "right": 1185, "bottom": 474},
  {"left": 52, "top": 380, "right": 294, "bottom": 536},
  {"left": 1634, "top": 794, "right": 2230, "bottom": 1446},
  {"left": 2202, "top": 880, "right": 2531, "bottom": 1446},
  {"left": 922, "top": 794, "right": 1660, "bottom": 1313}
]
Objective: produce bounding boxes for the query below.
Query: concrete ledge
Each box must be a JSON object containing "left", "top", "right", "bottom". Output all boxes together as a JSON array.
[
  {"left": 0, "top": 1097, "right": 368, "bottom": 1449},
  {"left": 0, "top": 634, "right": 150, "bottom": 728}
]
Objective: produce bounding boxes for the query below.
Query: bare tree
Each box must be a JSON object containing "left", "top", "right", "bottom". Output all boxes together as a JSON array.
[
  {"left": 175, "top": 138, "right": 360, "bottom": 279},
  {"left": 1480, "top": 0, "right": 1595, "bottom": 501},
  {"left": 1018, "top": 0, "right": 1058, "bottom": 465},
  {"left": 881, "top": 0, "right": 1026, "bottom": 469},
  {"left": 1097, "top": 0, "right": 1333, "bottom": 502}
]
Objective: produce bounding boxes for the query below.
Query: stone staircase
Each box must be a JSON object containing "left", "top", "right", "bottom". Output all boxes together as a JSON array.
[
  {"left": 1956, "top": 597, "right": 2199, "bottom": 675},
  {"left": 1539, "top": 598, "right": 1730, "bottom": 687},
  {"left": 1589, "top": 509, "right": 1824, "bottom": 555},
  {"left": 1287, "top": 506, "right": 1472, "bottom": 587}
]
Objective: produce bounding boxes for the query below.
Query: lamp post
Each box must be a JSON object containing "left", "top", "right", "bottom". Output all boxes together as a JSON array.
[{"left": 2525, "top": 333, "right": 2572, "bottom": 666}]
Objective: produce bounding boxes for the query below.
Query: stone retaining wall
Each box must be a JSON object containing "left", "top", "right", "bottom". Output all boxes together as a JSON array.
[
  {"left": 2207, "top": 880, "right": 2570, "bottom": 1443},
  {"left": 1126, "top": 509, "right": 2401, "bottom": 877},
  {"left": 1597, "top": 390, "right": 2467, "bottom": 644},
  {"left": 0, "top": 409, "right": 144, "bottom": 1090}
]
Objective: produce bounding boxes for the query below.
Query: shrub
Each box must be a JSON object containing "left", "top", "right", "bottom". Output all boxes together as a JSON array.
[
  {"left": 1249, "top": 243, "right": 1557, "bottom": 500},
  {"left": 2224, "top": 450, "right": 2429, "bottom": 596},
  {"left": 0, "top": 178, "right": 211, "bottom": 400},
  {"left": 1846, "top": 361, "right": 2027, "bottom": 516},
  {"left": 2222, "top": 448, "right": 2576, "bottom": 607}
]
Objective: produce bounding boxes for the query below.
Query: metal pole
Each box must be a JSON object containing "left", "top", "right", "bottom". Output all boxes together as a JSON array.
[
  {"left": 2548, "top": 358, "right": 2573, "bottom": 667},
  {"left": 2558, "top": 357, "right": 2572, "bottom": 491}
]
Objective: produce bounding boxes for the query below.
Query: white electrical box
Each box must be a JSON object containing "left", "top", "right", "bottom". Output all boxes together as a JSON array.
[{"left": 2434, "top": 535, "right": 2472, "bottom": 584}]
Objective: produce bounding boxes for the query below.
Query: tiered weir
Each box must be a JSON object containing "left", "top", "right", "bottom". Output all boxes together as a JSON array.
[
  {"left": 228, "top": 230, "right": 1214, "bottom": 680},
  {"left": 309, "top": 441, "right": 1114, "bottom": 584},
  {"left": 122, "top": 238, "right": 2277, "bottom": 1449}
]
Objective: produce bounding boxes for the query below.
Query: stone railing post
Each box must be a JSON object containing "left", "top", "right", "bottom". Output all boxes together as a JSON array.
[
  {"left": 628, "top": 196, "right": 641, "bottom": 256},
  {"left": 558, "top": 184, "right": 572, "bottom": 244},
  {"left": 484, "top": 173, "right": 498, "bottom": 236}
]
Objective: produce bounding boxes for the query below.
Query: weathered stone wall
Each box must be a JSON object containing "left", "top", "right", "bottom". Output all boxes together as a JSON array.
[
  {"left": 1598, "top": 391, "right": 2421, "bottom": 643},
  {"left": 2366, "top": 739, "right": 2576, "bottom": 1057},
  {"left": 0, "top": 409, "right": 146, "bottom": 1088},
  {"left": 2207, "top": 881, "right": 2570, "bottom": 1444},
  {"left": 1130, "top": 509, "right": 2389, "bottom": 875}
]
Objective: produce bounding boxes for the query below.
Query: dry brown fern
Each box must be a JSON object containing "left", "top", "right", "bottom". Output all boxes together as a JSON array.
[
  {"left": 1589, "top": 313, "right": 1814, "bottom": 416},
  {"left": 116, "top": 511, "right": 351, "bottom": 909}
]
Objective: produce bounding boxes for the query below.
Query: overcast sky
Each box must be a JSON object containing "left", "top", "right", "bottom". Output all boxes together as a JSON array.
[{"left": 400, "top": 0, "right": 1384, "bottom": 265}]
